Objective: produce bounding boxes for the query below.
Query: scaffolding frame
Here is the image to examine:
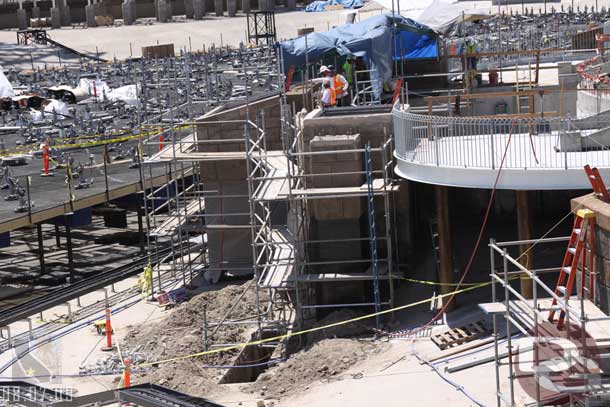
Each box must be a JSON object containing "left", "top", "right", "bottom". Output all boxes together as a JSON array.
[
  {"left": 487, "top": 236, "right": 610, "bottom": 407},
  {"left": 141, "top": 45, "right": 295, "bottom": 353}
]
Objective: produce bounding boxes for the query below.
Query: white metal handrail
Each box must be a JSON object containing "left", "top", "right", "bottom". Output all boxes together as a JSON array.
[{"left": 393, "top": 104, "right": 610, "bottom": 171}]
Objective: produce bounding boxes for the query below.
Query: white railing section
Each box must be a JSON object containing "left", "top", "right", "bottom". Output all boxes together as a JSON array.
[{"left": 393, "top": 104, "right": 610, "bottom": 171}]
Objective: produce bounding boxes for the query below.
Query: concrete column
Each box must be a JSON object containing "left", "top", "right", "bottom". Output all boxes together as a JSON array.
[
  {"left": 516, "top": 190, "right": 534, "bottom": 299},
  {"left": 85, "top": 4, "right": 97, "bottom": 27},
  {"left": 122, "top": 0, "right": 136, "bottom": 25},
  {"left": 37, "top": 224, "right": 45, "bottom": 275},
  {"left": 60, "top": 0, "right": 71, "bottom": 26},
  {"left": 214, "top": 0, "right": 223, "bottom": 16},
  {"left": 435, "top": 185, "right": 455, "bottom": 311},
  {"left": 286, "top": 0, "right": 295, "bottom": 10},
  {"left": 241, "top": 0, "right": 249, "bottom": 13},
  {"left": 51, "top": 7, "right": 62, "bottom": 28},
  {"left": 157, "top": 0, "right": 171, "bottom": 22},
  {"left": 227, "top": 0, "right": 236, "bottom": 16},
  {"left": 398, "top": 180, "right": 415, "bottom": 268},
  {"left": 17, "top": 8, "right": 28, "bottom": 30},
  {"left": 32, "top": 6, "right": 40, "bottom": 18},
  {"left": 193, "top": 0, "right": 205, "bottom": 19},
  {"left": 184, "top": 0, "right": 194, "bottom": 18}
]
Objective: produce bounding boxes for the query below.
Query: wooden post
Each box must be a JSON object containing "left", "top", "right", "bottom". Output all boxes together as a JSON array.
[
  {"left": 516, "top": 190, "right": 533, "bottom": 299},
  {"left": 435, "top": 185, "right": 455, "bottom": 311}
]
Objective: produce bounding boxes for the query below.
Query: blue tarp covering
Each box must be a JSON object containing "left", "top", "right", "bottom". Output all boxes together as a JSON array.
[
  {"left": 277, "top": 14, "right": 438, "bottom": 99},
  {"left": 305, "top": 0, "right": 364, "bottom": 12}
]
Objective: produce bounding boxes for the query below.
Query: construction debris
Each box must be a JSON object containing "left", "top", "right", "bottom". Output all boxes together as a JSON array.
[
  {"left": 246, "top": 338, "right": 386, "bottom": 400},
  {"left": 123, "top": 281, "right": 268, "bottom": 396}
]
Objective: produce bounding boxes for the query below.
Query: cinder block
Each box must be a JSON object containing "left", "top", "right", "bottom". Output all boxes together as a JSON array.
[
  {"left": 204, "top": 180, "right": 250, "bottom": 225},
  {"left": 309, "top": 218, "right": 364, "bottom": 273},
  {"left": 342, "top": 197, "right": 364, "bottom": 218},
  {"left": 310, "top": 197, "right": 363, "bottom": 220},
  {"left": 207, "top": 228, "right": 252, "bottom": 271},
  {"left": 199, "top": 160, "right": 247, "bottom": 181}
]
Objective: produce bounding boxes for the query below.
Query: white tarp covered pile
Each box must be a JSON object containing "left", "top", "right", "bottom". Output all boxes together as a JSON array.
[
  {"left": 371, "top": 0, "right": 490, "bottom": 32},
  {"left": 43, "top": 99, "right": 71, "bottom": 119},
  {"left": 78, "top": 78, "right": 111, "bottom": 97},
  {"left": 104, "top": 84, "right": 141, "bottom": 107},
  {"left": 0, "top": 66, "right": 14, "bottom": 98}
]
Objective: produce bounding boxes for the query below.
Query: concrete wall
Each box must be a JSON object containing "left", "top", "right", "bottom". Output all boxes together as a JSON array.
[
  {"left": 136, "top": 0, "right": 157, "bottom": 18},
  {"left": 301, "top": 109, "right": 391, "bottom": 171},
  {"left": 195, "top": 96, "right": 284, "bottom": 282},
  {"left": 0, "top": 3, "right": 18, "bottom": 29}
]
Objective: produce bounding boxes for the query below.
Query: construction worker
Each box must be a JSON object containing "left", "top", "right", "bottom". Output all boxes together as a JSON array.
[
  {"left": 328, "top": 65, "right": 349, "bottom": 106},
  {"left": 342, "top": 57, "right": 354, "bottom": 86},
  {"left": 461, "top": 38, "right": 480, "bottom": 88},
  {"left": 320, "top": 79, "right": 336, "bottom": 108},
  {"left": 138, "top": 263, "right": 153, "bottom": 299}
]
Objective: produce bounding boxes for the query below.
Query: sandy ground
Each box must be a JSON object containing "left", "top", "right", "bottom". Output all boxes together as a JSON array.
[{"left": 0, "top": 7, "right": 384, "bottom": 65}]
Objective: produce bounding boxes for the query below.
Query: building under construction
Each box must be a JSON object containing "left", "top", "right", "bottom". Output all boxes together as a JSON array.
[{"left": 5, "top": 2, "right": 610, "bottom": 406}]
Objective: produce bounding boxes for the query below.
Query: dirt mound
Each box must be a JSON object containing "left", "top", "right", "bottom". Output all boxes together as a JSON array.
[
  {"left": 247, "top": 338, "right": 385, "bottom": 399},
  {"left": 123, "top": 281, "right": 266, "bottom": 396},
  {"left": 305, "top": 309, "right": 371, "bottom": 343}
]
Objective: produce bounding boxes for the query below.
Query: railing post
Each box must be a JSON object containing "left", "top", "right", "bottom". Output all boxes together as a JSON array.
[
  {"left": 490, "top": 119, "right": 495, "bottom": 170},
  {"left": 434, "top": 118, "right": 440, "bottom": 167}
]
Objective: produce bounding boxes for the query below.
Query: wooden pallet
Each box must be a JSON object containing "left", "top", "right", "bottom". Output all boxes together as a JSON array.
[{"left": 431, "top": 321, "right": 489, "bottom": 350}]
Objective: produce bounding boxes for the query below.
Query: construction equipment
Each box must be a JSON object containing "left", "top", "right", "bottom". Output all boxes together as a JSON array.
[
  {"left": 547, "top": 209, "right": 596, "bottom": 329},
  {"left": 585, "top": 164, "right": 610, "bottom": 203}
]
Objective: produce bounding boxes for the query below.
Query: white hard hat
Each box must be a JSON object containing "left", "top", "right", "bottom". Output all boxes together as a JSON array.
[{"left": 319, "top": 65, "right": 330, "bottom": 74}]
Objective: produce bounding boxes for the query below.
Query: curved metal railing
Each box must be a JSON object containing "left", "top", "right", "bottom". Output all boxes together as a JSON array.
[{"left": 393, "top": 103, "right": 610, "bottom": 171}]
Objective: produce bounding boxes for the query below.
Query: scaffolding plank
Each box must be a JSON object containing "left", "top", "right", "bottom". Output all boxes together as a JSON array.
[
  {"left": 282, "top": 179, "right": 398, "bottom": 197},
  {"left": 258, "top": 227, "right": 295, "bottom": 289},
  {"left": 150, "top": 198, "right": 205, "bottom": 237},
  {"left": 481, "top": 299, "right": 610, "bottom": 342},
  {"left": 295, "top": 267, "right": 393, "bottom": 283}
]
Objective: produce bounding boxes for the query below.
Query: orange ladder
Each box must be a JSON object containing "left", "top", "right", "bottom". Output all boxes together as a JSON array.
[
  {"left": 584, "top": 164, "right": 610, "bottom": 203},
  {"left": 547, "top": 209, "right": 596, "bottom": 329}
]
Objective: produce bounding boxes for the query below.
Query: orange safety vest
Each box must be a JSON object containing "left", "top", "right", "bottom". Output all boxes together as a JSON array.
[{"left": 333, "top": 74, "right": 344, "bottom": 98}]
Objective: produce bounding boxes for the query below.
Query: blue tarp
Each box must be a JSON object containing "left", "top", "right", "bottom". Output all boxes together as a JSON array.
[
  {"left": 305, "top": 0, "right": 364, "bottom": 12},
  {"left": 277, "top": 14, "right": 438, "bottom": 99}
]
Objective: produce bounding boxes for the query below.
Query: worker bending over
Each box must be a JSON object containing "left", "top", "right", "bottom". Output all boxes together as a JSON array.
[{"left": 320, "top": 79, "right": 336, "bottom": 108}]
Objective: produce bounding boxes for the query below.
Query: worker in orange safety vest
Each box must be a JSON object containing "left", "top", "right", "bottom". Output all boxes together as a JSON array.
[{"left": 319, "top": 65, "right": 349, "bottom": 106}]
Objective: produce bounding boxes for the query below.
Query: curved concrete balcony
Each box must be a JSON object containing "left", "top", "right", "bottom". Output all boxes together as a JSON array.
[{"left": 392, "top": 104, "right": 610, "bottom": 190}]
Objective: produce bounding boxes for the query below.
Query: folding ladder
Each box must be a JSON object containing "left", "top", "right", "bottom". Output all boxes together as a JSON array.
[{"left": 547, "top": 209, "right": 596, "bottom": 329}]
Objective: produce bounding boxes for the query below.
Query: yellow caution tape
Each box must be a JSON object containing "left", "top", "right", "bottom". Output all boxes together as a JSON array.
[
  {"left": 400, "top": 277, "right": 487, "bottom": 286},
  {"left": 134, "top": 280, "right": 492, "bottom": 369},
  {"left": 0, "top": 124, "right": 191, "bottom": 157}
]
